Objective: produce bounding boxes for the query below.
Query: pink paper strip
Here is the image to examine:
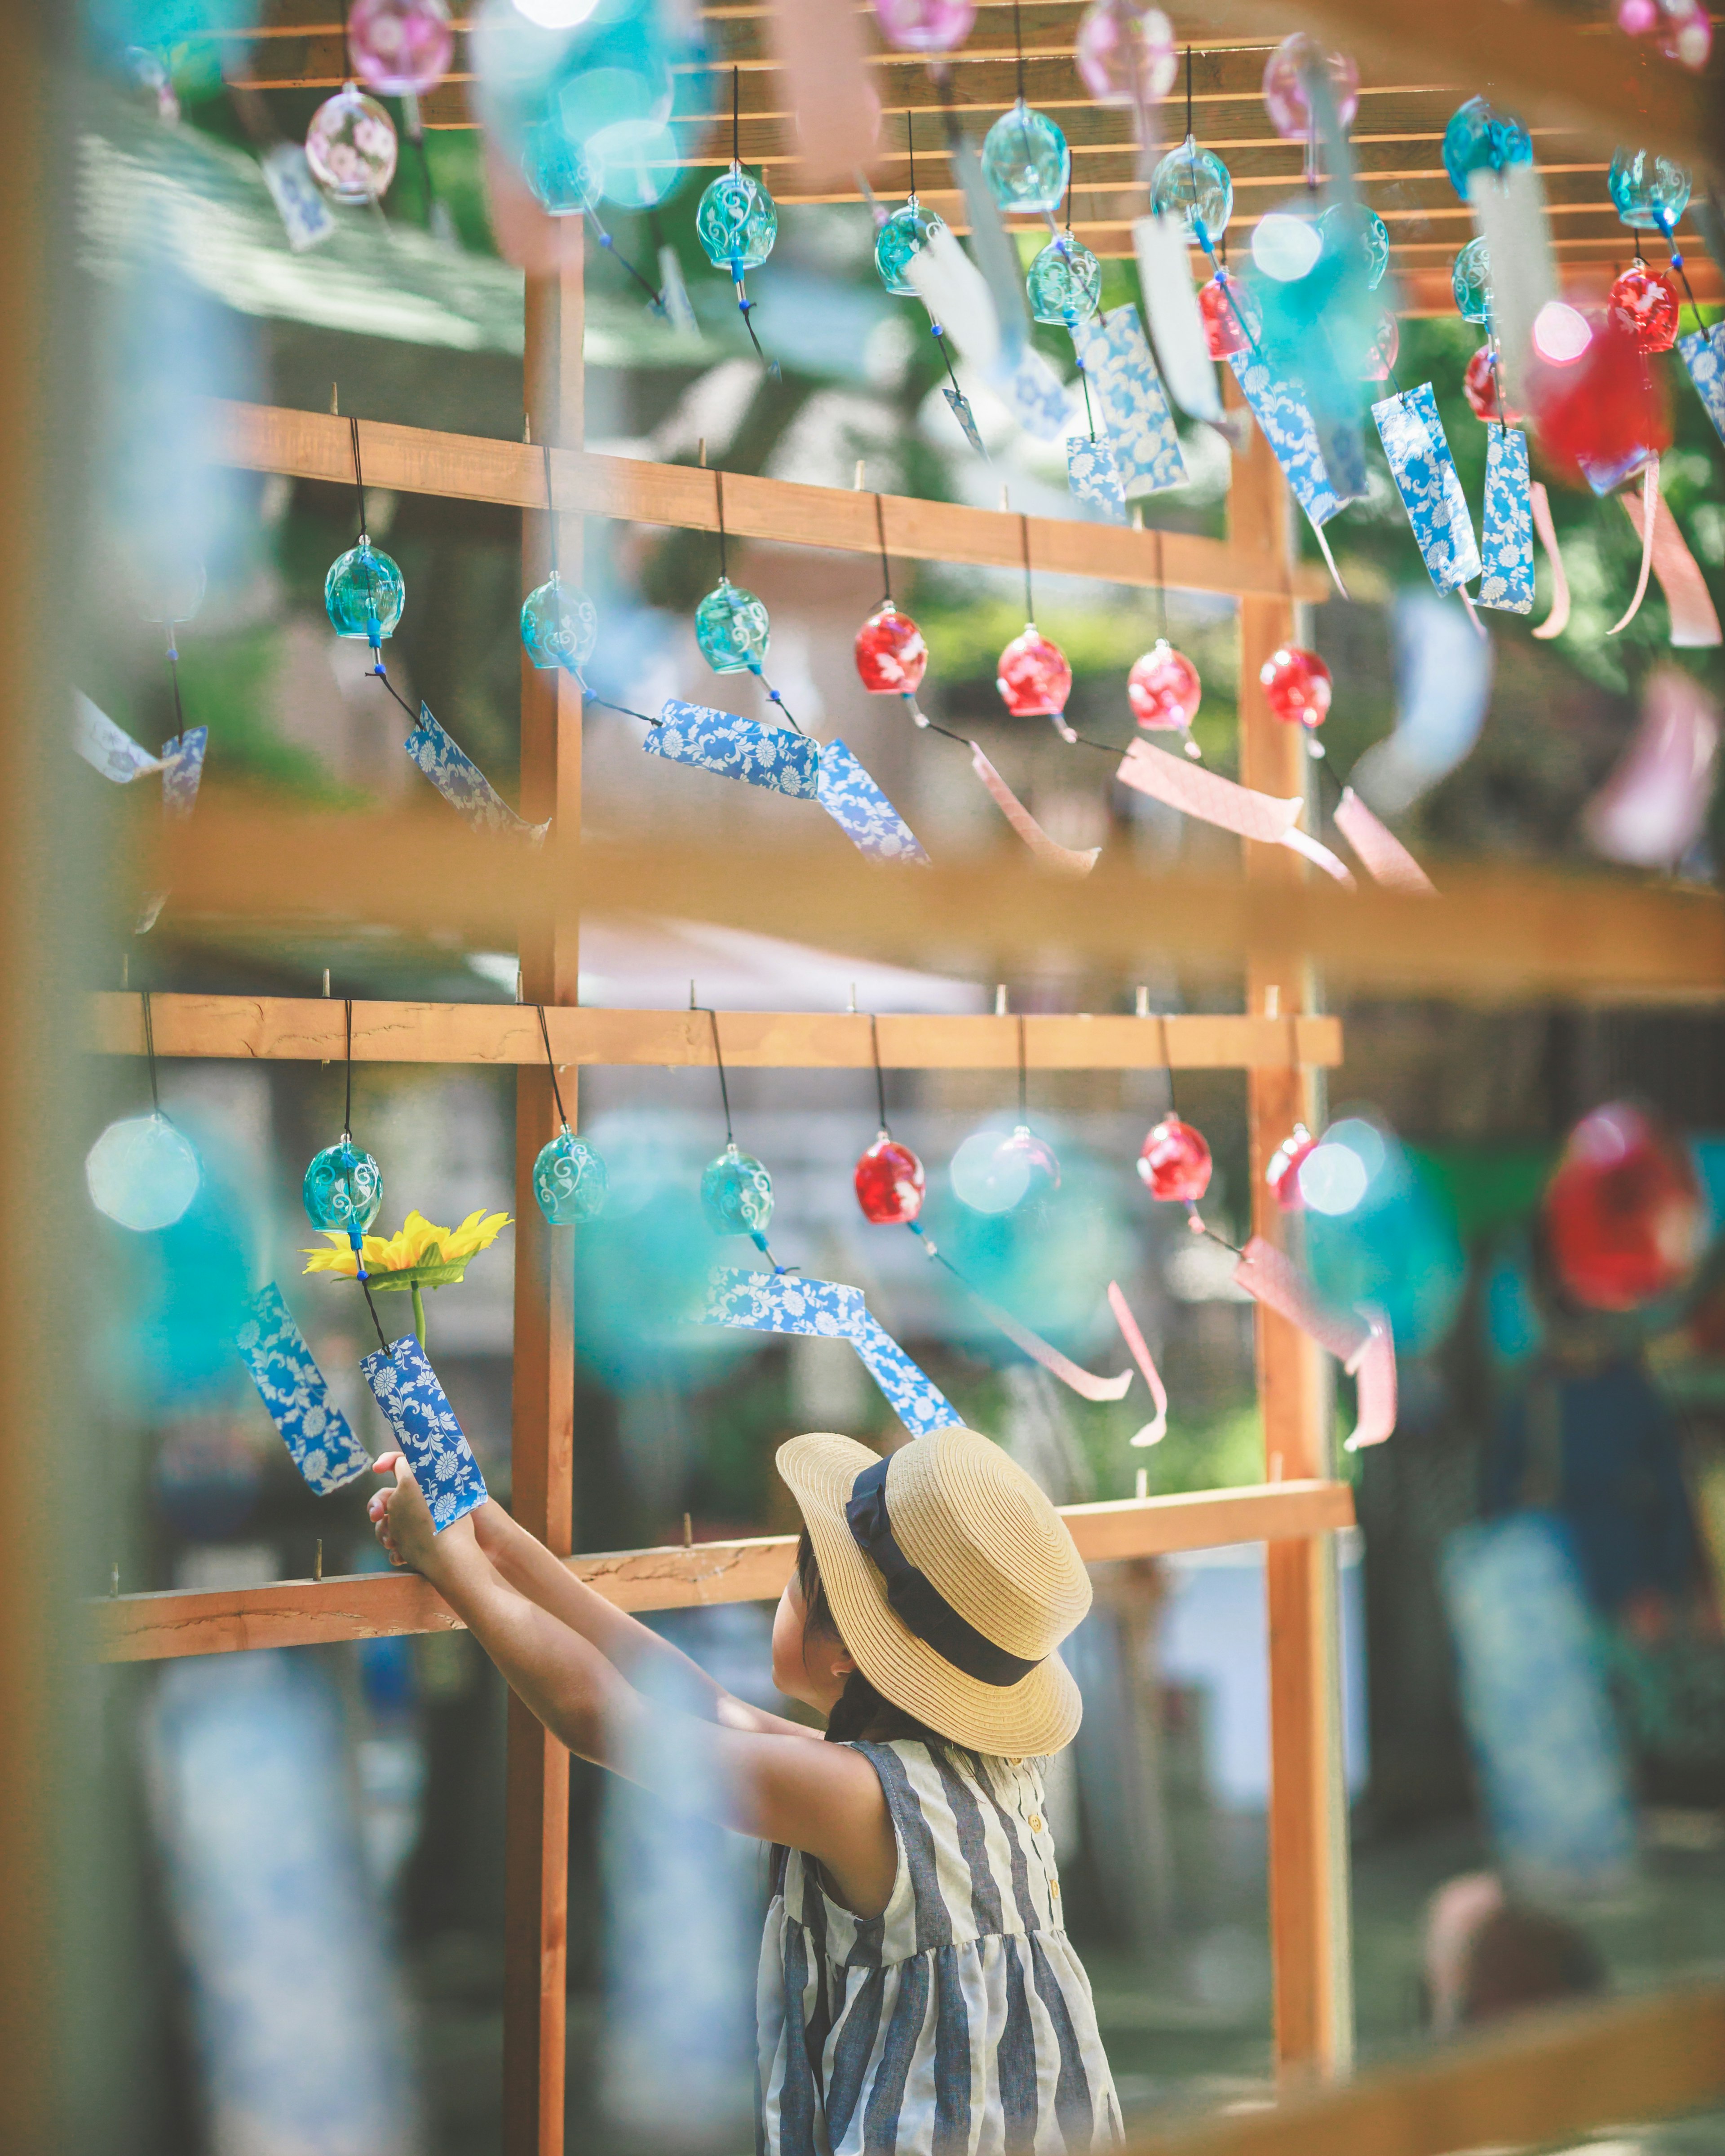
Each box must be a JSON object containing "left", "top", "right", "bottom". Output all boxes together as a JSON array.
[
  {"left": 1278, "top": 826, "right": 1357, "bottom": 886},
  {"left": 1347, "top": 1315, "right": 1397, "bottom": 1450},
  {"left": 1334, "top": 787, "right": 1438, "bottom": 894},
  {"left": 1620, "top": 484, "right": 1723, "bottom": 650},
  {"left": 965, "top": 1287, "right": 1134, "bottom": 1402},
  {"left": 970, "top": 742, "right": 1100, "bottom": 876},
  {"left": 1609, "top": 457, "right": 1660, "bottom": 636},
  {"left": 1530, "top": 480, "right": 1571, "bottom": 641},
  {"left": 1108, "top": 1281, "right": 1168, "bottom": 1445},
  {"left": 1232, "top": 1235, "right": 1399, "bottom": 1450},
  {"left": 1116, "top": 738, "right": 1304, "bottom": 842}
]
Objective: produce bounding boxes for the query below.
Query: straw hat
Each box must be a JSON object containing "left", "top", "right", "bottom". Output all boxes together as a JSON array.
[{"left": 777, "top": 1426, "right": 1092, "bottom": 1757}]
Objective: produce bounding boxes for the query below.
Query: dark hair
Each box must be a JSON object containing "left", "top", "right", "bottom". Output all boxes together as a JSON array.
[
  {"left": 1459, "top": 1907, "right": 1605, "bottom": 2026},
  {"left": 795, "top": 1530, "right": 979, "bottom": 1762}
]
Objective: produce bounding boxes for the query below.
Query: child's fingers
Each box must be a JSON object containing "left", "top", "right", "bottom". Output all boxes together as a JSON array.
[{"left": 372, "top": 1451, "right": 403, "bottom": 1477}]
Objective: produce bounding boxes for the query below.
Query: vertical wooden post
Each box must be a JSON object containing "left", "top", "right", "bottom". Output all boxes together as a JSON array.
[
  {"left": 1229, "top": 380, "right": 1353, "bottom": 2081},
  {"left": 504, "top": 261, "right": 584, "bottom": 2156}
]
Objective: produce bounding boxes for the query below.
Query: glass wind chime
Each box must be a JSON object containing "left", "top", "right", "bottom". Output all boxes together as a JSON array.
[
  {"left": 520, "top": 443, "right": 600, "bottom": 680},
  {"left": 695, "top": 68, "right": 778, "bottom": 367},
  {"left": 980, "top": 4, "right": 1071, "bottom": 218},
  {"left": 691, "top": 468, "right": 805, "bottom": 729},
  {"left": 529, "top": 1004, "right": 608, "bottom": 1226},
  {"left": 995, "top": 517, "right": 1074, "bottom": 739},
  {"left": 695, "top": 1007, "right": 782, "bottom": 1264},
  {"left": 302, "top": 1000, "right": 385, "bottom": 1280},
  {"left": 325, "top": 415, "right": 406, "bottom": 676},
  {"left": 853, "top": 493, "right": 931, "bottom": 724},
  {"left": 345, "top": 0, "right": 455, "bottom": 230},
  {"left": 1126, "top": 527, "right": 1203, "bottom": 759},
  {"left": 870, "top": 113, "right": 986, "bottom": 456},
  {"left": 86, "top": 990, "right": 203, "bottom": 1233}
]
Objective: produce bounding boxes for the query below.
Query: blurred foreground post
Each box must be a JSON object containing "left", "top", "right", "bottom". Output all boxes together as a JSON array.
[
  {"left": 1229, "top": 375, "right": 1353, "bottom": 2080},
  {"left": 505, "top": 257, "right": 585, "bottom": 2156}
]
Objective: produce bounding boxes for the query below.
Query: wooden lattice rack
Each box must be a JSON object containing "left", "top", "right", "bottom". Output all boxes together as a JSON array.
[{"left": 215, "top": 0, "right": 1724, "bottom": 307}]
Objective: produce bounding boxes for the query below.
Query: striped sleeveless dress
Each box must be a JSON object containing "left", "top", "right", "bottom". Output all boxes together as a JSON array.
[{"left": 757, "top": 1738, "right": 1123, "bottom": 2156}]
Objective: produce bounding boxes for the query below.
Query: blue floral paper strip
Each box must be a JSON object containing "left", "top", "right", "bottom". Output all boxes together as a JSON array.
[
  {"left": 235, "top": 1284, "right": 371, "bottom": 1496},
  {"left": 74, "top": 691, "right": 162, "bottom": 783},
  {"left": 817, "top": 739, "right": 928, "bottom": 864},
  {"left": 1066, "top": 435, "right": 1127, "bottom": 522},
  {"left": 702, "top": 1267, "right": 961, "bottom": 1437},
  {"left": 1477, "top": 428, "right": 1535, "bottom": 615},
  {"left": 1310, "top": 406, "right": 1368, "bottom": 511},
  {"left": 942, "top": 384, "right": 987, "bottom": 458},
  {"left": 848, "top": 1309, "right": 964, "bottom": 1438},
  {"left": 1075, "top": 307, "right": 1187, "bottom": 499},
  {"left": 991, "top": 347, "right": 1070, "bottom": 443},
  {"left": 1678, "top": 322, "right": 1725, "bottom": 450},
  {"left": 1226, "top": 349, "right": 1352, "bottom": 527},
  {"left": 645, "top": 700, "right": 820, "bottom": 798},
  {"left": 160, "top": 727, "right": 208, "bottom": 821},
  {"left": 407, "top": 704, "right": 548, "bottom": 839},
  {"left": 1371, "top": 382, "right": 1483, "bottom": 596},
  {"left": 360, "top": 1334, "right": 488, "bottom": 1532}
]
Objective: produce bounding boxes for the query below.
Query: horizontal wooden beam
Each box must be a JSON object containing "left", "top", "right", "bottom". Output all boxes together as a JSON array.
[
  {"left": 1127, "top": 1981, "right": 1725, "bottom": 2156},
  {"left": 88, "top": 994, "right": 1342, "bottom": 1073},
  {"left": 205, "top": 401, "right": 1327, "bottom": 606},
  {"left": 154, "top": 801, "right": 1725, "bottom": 1004},
  {"left": 88, "top": 1480, "right": 1356, "bottom": 1663}
]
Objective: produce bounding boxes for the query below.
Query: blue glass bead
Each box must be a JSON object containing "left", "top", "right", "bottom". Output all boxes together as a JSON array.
[
  {"left": 520, "top": 571, "right": 598, "bottom": 673},
  {"left": 1608, "top": 146, "right": 1691, "bottom": 232},
  {"left": 533, "top": 1126, "right": 608, "bottom": 1225},
  {"left": 1441, "top": 96, "right": 1533, "bottom": 200},
  {"left": 86, "top": 1113, "right": 201, "bottom": 1233},
  {"left": 521, "top": 116, "right": 598, "bottom": 216},
  {"left": 324, "top": 539, "right": 405, "bottom": 648},
  {"left": 694, "top": 577, "right": 770, "bottom": 674},
  {"left": 979, "top": 100, "right": 1070, "bottom": 216},
  {"left": 1451, "top": 235, "right": 1492, "bottom": 325},
  {"left": 303, "top": 1135, "right": 384, "bottom": 1235},
  {"left": 1026, "top": 236, "right": 1101, "bottom": 327},
  {"left": 1321, "top": 202, "right": 1389, "bottom": 289},
  {"left": 696, "top": 162, "right": 778, "bottom": 275},
  {"left": 700, "top": 1142, "right": 773, "bottom": 1236},
  {"left": 1149, "top": 134, "right": 1233, "bottom": 248},
  {"left": 875, "top": 195, "right": 945, "bottom": 296}
]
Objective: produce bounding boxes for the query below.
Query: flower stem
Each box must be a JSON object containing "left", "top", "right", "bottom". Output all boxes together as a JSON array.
[{"left": 411, "top": 1280, "right": 426, "bottom": 1351}]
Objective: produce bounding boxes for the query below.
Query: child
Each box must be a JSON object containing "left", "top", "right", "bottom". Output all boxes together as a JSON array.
[{"left": 370, "top": 1423, "right": 1123, "bottom": 2154}]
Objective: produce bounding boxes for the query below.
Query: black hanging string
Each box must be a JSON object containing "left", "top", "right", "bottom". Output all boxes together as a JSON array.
[
  {"left": 875, "top": 494, "right": 893, "bottom": 606},
  {"left": 1016, "top": 1013, "right": 1028, "bottom": 1122},
  {"left": 535, "top": 1003, "right": 570, "bottom": 1128},
  {"left": 360, "top": 1277, "right": 392, "bottom": 1355},
  {"left": 163, "top": 620, "right": 187, "bottom": 754},
  {"left": 1185, "top": 45, "right": 1193, "bottom": 141},
  {"left": 867, "top": 1012, "right": 891, "bottom": 1132},
  {"left": 907, "top": 108, "right": 916, "bottom": 198},
  {"left": 343, "top": 997, "right": 355, "bottom": 1135},
  {"left": 542, "top": 442, "right": 560, "bottom": 579},
  {"left": 714, "top": 467, "right": 729, "bottom": 583},
  {"left": 1154, "top": 524, "right": 1168, "bottom": 642},
  {"left": 1012, "top": 0, "right": 1026, "bottom": 103},
  {"left": 582, "top": 688, "right": 663, "bottom": 727},
  {"left": 732, "top": 62, "right": 741, "bottom": 167},
  {"left": 700, "top": 1005, "right": 735, "bottom": 1143},
  {"left": 587, "top": 209, "right": 668, "bottom": 308},
  {"left": 1020, "top": 513, "right": 1035, "bottom": 621},
  {"left": 1660, "top": 216, "right": 1703, "bottom": 318},
  {"left": 349, "top": 415, "right": 368, "bottom": 541},
  {"left": 142, "top": 987, "right": 161, "bottom": 1114}
]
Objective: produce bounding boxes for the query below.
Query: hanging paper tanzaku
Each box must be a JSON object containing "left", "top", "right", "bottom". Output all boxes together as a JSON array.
[
  {"left": 1066, "top": 434, "right": 1127, "bottom": 522},
  {"left": 1074, "top": 306, "right": 1188, "bottom": 498},
  {"left": 1476, "top": 427, "right": 1535, "bottom": 616},
  {"left": 1371, "top": 382, "right": 1483, "bottom": 596},
  {"left": 235, "top": 1283, "right": 372, "bottom": 1495},
  {"left": 362, "top": 1332, "right": 490, "bottom": 1530},
  {"left": 407, "top": 704, "right": 550, "bottom": 839},
  {"left": 702, "top": 1268, "right": 961, "bottom": 1438},
  {"left": 1226, "top": 349, "right": 1359, "bottom": 590},
  {"left": 1677, "top": 321, "right": 1725, "bottom": 450}
]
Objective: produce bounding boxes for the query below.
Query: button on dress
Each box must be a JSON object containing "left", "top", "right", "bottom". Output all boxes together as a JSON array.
[{"left": 758, "top": 1739, "right": 1123, "bottom": 2156}]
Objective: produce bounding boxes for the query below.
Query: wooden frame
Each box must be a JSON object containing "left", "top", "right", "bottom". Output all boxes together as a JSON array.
[{"left": 99, "top": 176, "right": 1362, "bottom": 2154}]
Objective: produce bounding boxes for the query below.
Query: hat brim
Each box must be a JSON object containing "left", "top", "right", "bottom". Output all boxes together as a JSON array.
[{"left": 778, "top": 1431, "right": 1083, "bottom": 1758}]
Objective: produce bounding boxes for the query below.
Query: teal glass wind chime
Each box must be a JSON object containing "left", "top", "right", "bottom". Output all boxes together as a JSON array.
[
  {"left": 694, "top": 1004, "right": 785, "bottom": 1268},
  {"left": 301, "top": 999, "right": 384, "bottom": 1279},
  {"left": 520, "top": 442, "right": 599, "bottom": 680},
  {"left": 692, "top": 467, "right": 807, "bottom": 731},
  {"left": 529, "top": 1003, "right": 608, "bottom": 1226},
  {"left": 324, "top": 414, "right": 406, "bottom": 678},
  {"left": 870, "top": 111, "right": 986, "bottom": 455},
  {"left": 695, "top": 66, "right": 778, "bottom": 369}
]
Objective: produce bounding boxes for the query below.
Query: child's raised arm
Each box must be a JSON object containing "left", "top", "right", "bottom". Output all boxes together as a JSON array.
[{"left": 376, "top": 1459, "right": 896, "bottom": 1916}]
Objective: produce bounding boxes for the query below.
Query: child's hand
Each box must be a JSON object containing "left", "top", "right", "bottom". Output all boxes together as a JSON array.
[{"left": 368, "top": 1453, "right": 460, "bottom": 1579}]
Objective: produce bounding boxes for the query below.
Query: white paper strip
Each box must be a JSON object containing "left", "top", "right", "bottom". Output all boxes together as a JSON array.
[{"left": 1132, "top": 212, "right": 1223, "bottom": 422}]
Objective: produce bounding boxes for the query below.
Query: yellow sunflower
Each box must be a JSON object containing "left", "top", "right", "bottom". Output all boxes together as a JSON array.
[{"left": 304, "top": 1208, "right": 512, "bottom": 1348}]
